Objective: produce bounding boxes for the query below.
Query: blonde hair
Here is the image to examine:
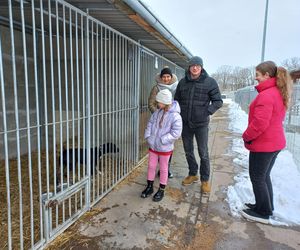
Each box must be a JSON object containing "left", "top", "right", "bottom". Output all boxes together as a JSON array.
[
  {"left": 256, "top": 61, "right": 293, "bottom": 108},
  {"left": 158, "top": 105, "right": 171, "bottom": 128}
]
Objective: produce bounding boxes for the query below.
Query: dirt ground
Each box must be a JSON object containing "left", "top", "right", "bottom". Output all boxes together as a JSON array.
[{"left": 45, "top": 103, "right": 300, "bottom": 250}]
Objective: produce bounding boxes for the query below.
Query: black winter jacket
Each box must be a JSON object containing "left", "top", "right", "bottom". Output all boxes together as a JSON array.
[{"left": 174, "top": 69, "right": 223, "bottom": 128}]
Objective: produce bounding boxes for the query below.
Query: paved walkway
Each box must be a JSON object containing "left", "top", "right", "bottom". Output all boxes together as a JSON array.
[{"left": 46, "top": 103, "right": 300, "bottom": 250}]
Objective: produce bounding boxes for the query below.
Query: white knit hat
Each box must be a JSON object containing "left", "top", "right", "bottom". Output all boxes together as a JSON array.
[{"left": 156, "top": 89, "right": 172, "bottom": 105}]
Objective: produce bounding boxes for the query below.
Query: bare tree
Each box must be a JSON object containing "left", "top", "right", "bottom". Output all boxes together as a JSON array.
[
  {"left": 212, "top": 57, "right": 300, "bottom": 91},
  {"left": 239, "top": 67, "right": 255, "bottom": 87},
  {"left": 213, "top": 65, "right": 255, "bottom": 91},
  {"left": 281, "top": 57, "right": 300, "bottom": 71},
  {"left": 211, "top": 65, "right": 233, "bottom": 91}
]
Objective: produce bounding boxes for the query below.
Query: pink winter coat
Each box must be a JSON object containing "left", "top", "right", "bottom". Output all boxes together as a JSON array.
[
  {"left": 242, "top": 77, "right": 286, "bottom": 152},
  {"left": 145, "top": 101, "right": 182, "bottom": 152}
]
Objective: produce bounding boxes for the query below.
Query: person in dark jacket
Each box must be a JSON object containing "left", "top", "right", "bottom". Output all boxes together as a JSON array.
[
  {"left": 241, "top": 61, "right": 293, "bottom": 224},
  {"left": 174, "top": 56, "right": 223, "bottom": 193}
]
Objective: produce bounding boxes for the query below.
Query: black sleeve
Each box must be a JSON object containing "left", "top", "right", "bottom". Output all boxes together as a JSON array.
[
  {"left": 174, "top": 80, "right": 182, "bottom": 101},
  {"left": 207, "top": 78, "right": 223, "bottom": 114}
]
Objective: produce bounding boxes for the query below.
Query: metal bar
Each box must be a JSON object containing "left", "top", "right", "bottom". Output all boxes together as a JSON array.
[
  {"left": 112, "top": 32, "right": 115, "bottom": 184},
  {"left": 81, "top": 14, "right": 85, "bottom": 179},
  {"left": 125, "top": 39, "right": 129, "bottom": 174},
  {"left": 63, "top": 3, "right": 70, "bottom": 195},
  {"left": 67, "top": 6, "right": 73, "bottom": 218},
  {"left": 45, "top": 177, "right": 88, "bottom": 206},
  {"left": 20, "top": 0, "right": 34, "bottom": 247},
  {"left": 119, "top": 37, "right": 123, "bottom": 177},
  {"left": 128, "top": 49, "right": 132, "bottom": 169},
  {"left": 40, "top": 0, "right": 50, "bottom": 194},
  {"left": 80, "top": 13, "right": 84, "bottom": 209},
  {"left": 96, "top": 23, "right": 100, "bottom": 199},
  {"left": 31, "top": 0, "right": 43, "bottom": 242},
  {"left": 0, "top": 31, "right": 12, "bottom": 250},
  {"left": 91, "top": 20, "right": 95, "bottom": 202},
  {"left": 55, "top": 0, "right": 63, "bottom": 229},
  {"left": 100, "top": 25, "right": 104, "bottom": 195},
  {"left": 73, "top": 9, "right": 80, "bottom": 213},
  {"left": 85, "top": 14, "right": 91, "bottom": 208},
  {"left": 69, "top": 7, "right": 75, "bottom": 190},
  {"left": 121, "top": 37, "right": 125, "bottom": 176},
  {"left": 7, "top": 0, "right": 22, "bottom": 248},
  {"left": 116, "top": 34, "right": 120, "bottom": 181},
  {"left": 75, "top": 11, "right": 80, "bottom": 213},
  {"left": 47, "top": 207, "right": 87, "bottom": 242},
  {"left": 61, "top": 2, "right": 66, "bottom": 224},
  {"left": 40, "top": 0, "right": 51, "bottom": 240},
  {"left": 108, "top": 29, "right": 111, "bottom": 187},
  {"left": 135, "top": 45, "right": 141, "bottom": 162},
  {"left": 55, "top": 0, "right": 62, "bottom": 228},
  {"left": 48, "top": 0, "right": 57, "bottom": 199},
  {"left": 104, "top": 27, "right": 107, "bottom": 191}
]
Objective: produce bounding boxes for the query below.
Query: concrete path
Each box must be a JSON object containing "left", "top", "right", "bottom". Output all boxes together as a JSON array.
[{"left": 46, "top": 103, "right": 300, "bottom": 250}]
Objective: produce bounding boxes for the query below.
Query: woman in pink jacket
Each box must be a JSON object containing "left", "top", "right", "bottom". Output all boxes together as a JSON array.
[
  {"left": 241, "top": 61, "right": 293, "bottom": 224},
  {"left": 141, "top": 89, "right": 182, "bottom": 202}
]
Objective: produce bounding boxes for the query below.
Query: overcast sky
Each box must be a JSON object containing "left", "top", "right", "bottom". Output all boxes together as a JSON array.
[{"left": 142, "top": 0, "right": 300, "bottom": 74}]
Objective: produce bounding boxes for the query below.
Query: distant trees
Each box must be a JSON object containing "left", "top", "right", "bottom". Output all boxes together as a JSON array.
[
  {"left": 212, "top": 65, "right": 255, "bottom": 91},
  {"left": 281, "top": 57, "right": 300, "bottom": 71},
  {"left": 212, "top": 57, "right": 300, "bottom": 91}
]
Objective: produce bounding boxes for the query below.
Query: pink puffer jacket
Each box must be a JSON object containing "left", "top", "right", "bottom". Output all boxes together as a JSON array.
[{"left": 242, "top": 77, "right": 286, "bottom": 152}]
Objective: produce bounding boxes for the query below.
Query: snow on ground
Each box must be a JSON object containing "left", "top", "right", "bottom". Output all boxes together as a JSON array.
[{"left": 225, "top": 99, "right": 300, "bottom": 226}]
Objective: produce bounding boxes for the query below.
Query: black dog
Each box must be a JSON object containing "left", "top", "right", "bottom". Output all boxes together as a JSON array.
[{"left": 59, "top": 142, "right": 119, "bottom": 175}]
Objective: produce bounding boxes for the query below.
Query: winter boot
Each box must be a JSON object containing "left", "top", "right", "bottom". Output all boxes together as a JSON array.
[
  {"left": 153, "top": 184, "right": 165, "bottom": 202},
  {"left": 141, "top": 180, "right": 154, "bottom": 198},
  {"left": 182, "top": 175, "right": 199, "bottom": 186},
  {"left": 201, "top": 181, "right": 211, "bottom": 193}
]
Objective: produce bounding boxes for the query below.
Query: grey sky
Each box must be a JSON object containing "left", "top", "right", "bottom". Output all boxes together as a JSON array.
[{"left": 142, "top": 0, "right": 300, "bottom": 74}]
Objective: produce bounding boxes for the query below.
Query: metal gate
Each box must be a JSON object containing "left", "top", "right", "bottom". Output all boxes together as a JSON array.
[{"left": 0, "top": 0, "right": 185, "bottom": 249}]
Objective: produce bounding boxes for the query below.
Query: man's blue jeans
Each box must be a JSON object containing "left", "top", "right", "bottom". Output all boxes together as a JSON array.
[
  {"left": 249, "top": 150, "right": 280, "bottom": 216},
  {"left": 182, "top": 125, "right": 210, "bottom": 181}
]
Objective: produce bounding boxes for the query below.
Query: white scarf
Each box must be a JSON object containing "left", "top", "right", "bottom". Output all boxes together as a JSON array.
[
  {"left": 155, "top": 73, "right": 178, "bottom": 96},
  {"left": 157, "top": 81, "right": 178, "bottom": 96}
]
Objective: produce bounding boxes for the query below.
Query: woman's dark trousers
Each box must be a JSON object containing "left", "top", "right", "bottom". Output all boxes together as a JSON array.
[
  {"left": 182, "top": 125, "right": 210, "bottom": 181},
  {"left": 249, "top": 150, "right": 280, "bottom": 216}
]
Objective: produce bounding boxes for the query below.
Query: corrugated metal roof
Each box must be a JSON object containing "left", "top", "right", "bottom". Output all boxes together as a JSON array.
[
  {"left": 65, "top": 0, "right": 192, "bottom": 68},
  {"left": 0, "top": 0, "right": 192, "bottom": 68}
]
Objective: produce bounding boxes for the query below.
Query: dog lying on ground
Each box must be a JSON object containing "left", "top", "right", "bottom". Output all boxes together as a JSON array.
[{"left": 58, "top": 142, "right": 119, "bottom": 176}]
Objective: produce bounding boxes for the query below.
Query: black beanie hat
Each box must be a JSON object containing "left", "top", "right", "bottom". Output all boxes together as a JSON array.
[
  {"left": 160, "top": 67, "right": 172, "bottom": 78},
  {"left": 188, "top": 56, "right": 203, "bottom": 67}
]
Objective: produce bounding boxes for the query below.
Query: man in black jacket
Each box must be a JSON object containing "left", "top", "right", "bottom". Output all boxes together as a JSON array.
[{"left": 174, "top": 56, "right": 223, "bottom": 193}]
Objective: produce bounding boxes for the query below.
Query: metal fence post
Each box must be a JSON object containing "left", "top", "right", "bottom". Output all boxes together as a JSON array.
[
  {"left": 85, "top": 11, "right": 91, "bottom": 209},
  {"left": 135, "top": 46, "right": 141, "bottom": 162}
]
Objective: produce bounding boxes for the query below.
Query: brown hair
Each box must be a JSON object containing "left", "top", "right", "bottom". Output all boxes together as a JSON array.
[{"left": 256, "top": 61, "right": 293, "bottom": 108}]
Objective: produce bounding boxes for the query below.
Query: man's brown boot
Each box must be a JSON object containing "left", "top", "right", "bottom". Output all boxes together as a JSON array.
[
  {"left": 201, "top": 181, "right": 211, "bottom": 193},
  {"left": 182, "top": 175, "right": 199, "bottom": 186}
]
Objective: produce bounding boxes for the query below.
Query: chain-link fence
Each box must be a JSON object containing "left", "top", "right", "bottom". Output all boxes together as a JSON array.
[{"left": 234, "top": 84, "right": 300, "bottom": 169}]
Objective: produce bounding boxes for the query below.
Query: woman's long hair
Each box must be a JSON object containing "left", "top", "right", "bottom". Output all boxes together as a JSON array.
[{"left": 256, "top": 61, "right": 293, "bottom": 108}]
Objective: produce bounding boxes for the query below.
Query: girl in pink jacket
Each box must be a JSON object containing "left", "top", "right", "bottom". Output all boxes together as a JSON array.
[
  {"left": 141, "top": 89, "right": 182, "bottom": 202},
  {"left": 241, "top": 61, "right": 293, "bottom": 224}
]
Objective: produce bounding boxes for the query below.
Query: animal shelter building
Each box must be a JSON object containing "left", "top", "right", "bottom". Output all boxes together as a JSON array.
[{"left": 0, "top": 0, "right": 192, "bottom": 249}]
